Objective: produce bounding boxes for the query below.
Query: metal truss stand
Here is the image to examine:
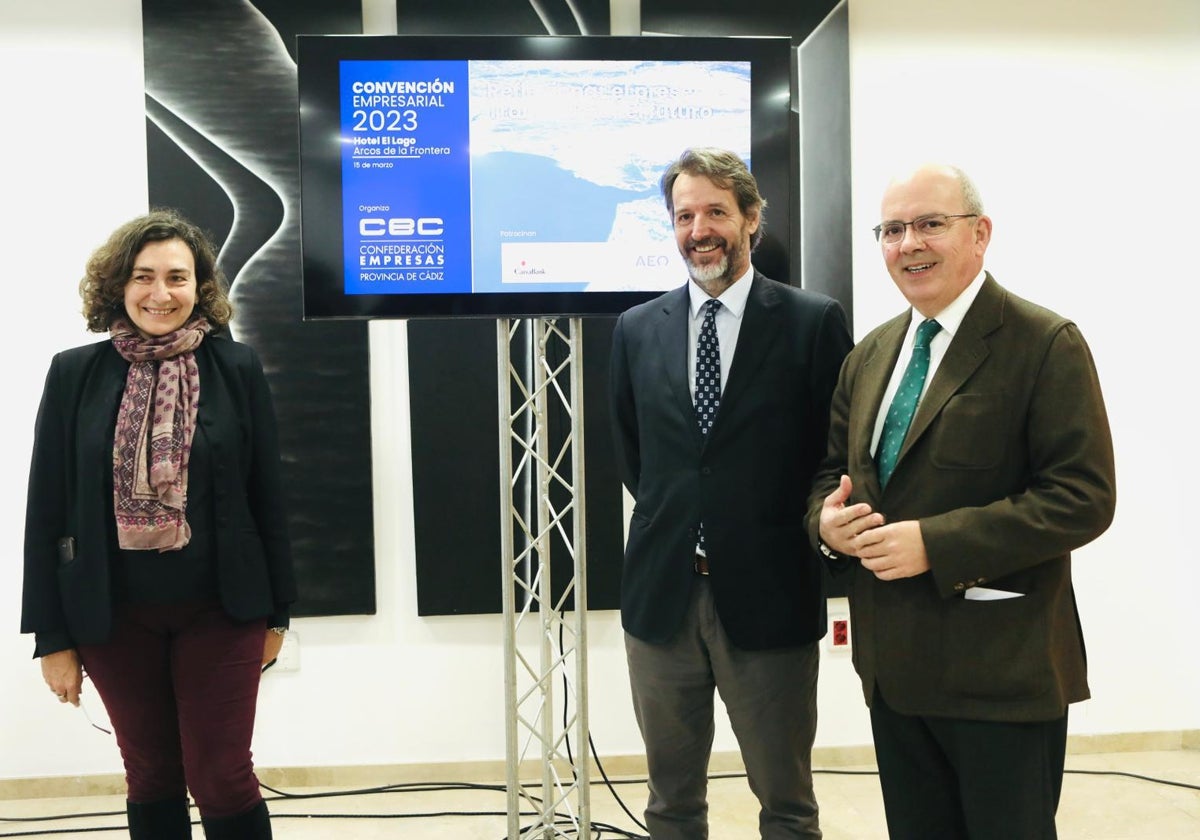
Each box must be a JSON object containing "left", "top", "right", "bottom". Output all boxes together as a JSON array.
[{"left": 497, "top": 317, "right": 591, "bottom": 839}]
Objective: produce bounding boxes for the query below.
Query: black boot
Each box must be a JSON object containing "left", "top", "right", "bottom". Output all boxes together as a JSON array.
[
  {"left": 126, "top": 797, "right": 193, "bottom": 839},
  {"left": 200, "top": 800, "right": 272, "bottom": 839}
]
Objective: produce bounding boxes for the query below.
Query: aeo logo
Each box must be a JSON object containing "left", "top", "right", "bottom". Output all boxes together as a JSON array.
[{"left": 635, "top": 255, "right": 670, "bottom": 267}]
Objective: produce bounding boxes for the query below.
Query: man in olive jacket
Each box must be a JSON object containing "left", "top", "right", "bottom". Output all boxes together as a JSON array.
[{"left": 808, "top": 163, "right": 1115, "bottom": 840}]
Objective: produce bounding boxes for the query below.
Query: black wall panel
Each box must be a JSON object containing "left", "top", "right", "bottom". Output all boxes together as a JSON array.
[
  {"left": 143, "top": 0, "right": 376, "bottom": 617},
  {"left": 395, "top": 0, "right": 610, "bottom": 36},
  {"left": 799, "top": 3, "right": 853, "bottom": 332}
]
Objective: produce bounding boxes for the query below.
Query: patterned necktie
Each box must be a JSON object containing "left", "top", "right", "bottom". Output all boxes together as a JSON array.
[
  {"left": 695, "top": 299, "right": 722, "bottom": 434},
  {"left": 876, "top": 318, "right": 942, "bottom": 488},
  {"left": 695, "top": 298, "right": 722, "bottom": 554}
]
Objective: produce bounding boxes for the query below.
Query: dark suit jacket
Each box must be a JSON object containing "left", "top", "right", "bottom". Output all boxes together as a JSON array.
[
  {"left": 610, "top": 273, "right": 852, "bottom": 650},
  {"left": 806, "top": 274, "right": 1116, "bottom": 722},
  {"left": 21, "top": 335, "right": 297, "bottom": 654}
]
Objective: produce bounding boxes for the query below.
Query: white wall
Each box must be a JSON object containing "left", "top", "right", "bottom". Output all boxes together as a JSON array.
[
  {"left": 0, "top": 0, "right": 152, "bottom": 780},
  {"left": 848, "top": 0, "right": 1200, "bottom": 735},
  {"left": 1, "top": 0, "right": 1196, "bottom": 783}
]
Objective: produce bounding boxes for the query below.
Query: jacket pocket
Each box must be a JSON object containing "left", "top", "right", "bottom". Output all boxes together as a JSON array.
[
  {"left": 930, "top": 393, "right": 1008, "bottom": 469},
  {"left": 940, "top": 594, "right": 1051, "bottom": 700}
]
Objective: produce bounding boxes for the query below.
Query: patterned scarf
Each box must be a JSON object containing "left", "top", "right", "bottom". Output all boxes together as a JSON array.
[{"left": 110, "top": 316, "right": 211, "bottom": 552}]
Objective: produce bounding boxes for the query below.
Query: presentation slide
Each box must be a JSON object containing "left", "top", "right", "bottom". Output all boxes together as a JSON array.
[{"left": 339, "top": 59, "right": 753, "bottom": 297}]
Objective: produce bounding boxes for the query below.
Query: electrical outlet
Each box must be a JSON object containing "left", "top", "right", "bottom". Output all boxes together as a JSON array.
[
  {"left": 826, "top": 610, "right": 852, "bottom": 654},
  {"left": 273, "top": 631, "right": 300, "bottom": 672}
]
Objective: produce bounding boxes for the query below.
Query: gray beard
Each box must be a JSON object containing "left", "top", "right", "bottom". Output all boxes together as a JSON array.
[{"left": 686, "top": 253, "right": 732, "bottom": 289}]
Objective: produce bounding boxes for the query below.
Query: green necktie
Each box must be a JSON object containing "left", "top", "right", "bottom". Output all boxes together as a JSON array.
[{"left": 876, "top": 319, "right": 942, "bottom": 488}]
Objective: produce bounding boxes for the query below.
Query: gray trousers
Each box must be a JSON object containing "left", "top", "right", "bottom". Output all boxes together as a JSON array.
[{"left": 625, "top": 577, "right": 822, "bottom": 839}]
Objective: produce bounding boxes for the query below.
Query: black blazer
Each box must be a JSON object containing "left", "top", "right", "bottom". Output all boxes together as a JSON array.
[
  {"left": 610, "top": 273, "right": 852, "bottom": 649},
  {"left": 21, "top": 335, "right": 297, "bottom": 654}
]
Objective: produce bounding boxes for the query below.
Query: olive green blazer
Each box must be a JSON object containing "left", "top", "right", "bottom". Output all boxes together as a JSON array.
[{"left": 807, "top": 274, "right": 1116, "bottom": 722}]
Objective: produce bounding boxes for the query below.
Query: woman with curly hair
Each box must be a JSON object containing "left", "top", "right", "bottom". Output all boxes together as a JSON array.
[{"left": 21, "top": 209, "right": 296, "bottom": 839}]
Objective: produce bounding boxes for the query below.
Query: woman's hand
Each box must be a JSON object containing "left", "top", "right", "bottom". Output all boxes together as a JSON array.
[
  {"left": 262, "top": 629, "right": 284, "bottom": 667},
  {"left": 41, "top": 649, "right": 83, "bottom": 707}
]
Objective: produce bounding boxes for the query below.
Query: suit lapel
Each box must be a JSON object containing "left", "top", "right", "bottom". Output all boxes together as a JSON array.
[
  {"left": 656, "top": 274, "right": 782, "bottom": 445},
  {"left": 718, "top": 273, "right": 778, "bottom": 414},
  {"left": 75, "top": 345, "right": 130, "bottom": 506},
  {"left": 78, "top": 345, "right": 129, "bottom": 440},
  {"left": 653, "top": 285, "right": 701, "bottom": 443},
  {"left": 855, "top": 314, "right": 909, "bottom": 499},
  {"left": 900, "top": 275, "right": 1004, "bottom": 466}
]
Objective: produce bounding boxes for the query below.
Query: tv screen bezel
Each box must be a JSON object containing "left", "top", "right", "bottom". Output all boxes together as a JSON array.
[{"left": 297, "top": 34, "right": 796, "bottom": 320}]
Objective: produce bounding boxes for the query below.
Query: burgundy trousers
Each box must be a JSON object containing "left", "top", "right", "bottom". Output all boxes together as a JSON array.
[{"left": 78, "top": 601, "right": 266, "bottom": 818}]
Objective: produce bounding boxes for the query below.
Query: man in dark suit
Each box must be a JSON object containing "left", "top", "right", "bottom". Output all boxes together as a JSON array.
[
  {"left": 807, "top": 163, "right": 1116, "bottom": 839},
  {"left": 610, "top": 147, "right": 852, "bottom": 839}
]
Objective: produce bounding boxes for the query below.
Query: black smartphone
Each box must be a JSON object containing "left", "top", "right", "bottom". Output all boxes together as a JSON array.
[{"left": 56, "top": 536, "right": 76, "bottom": 564}]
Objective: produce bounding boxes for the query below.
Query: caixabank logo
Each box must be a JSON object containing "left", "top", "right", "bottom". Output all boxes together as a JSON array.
[{"left": 512, "top": 260, "right": 547, "bottom": 278}]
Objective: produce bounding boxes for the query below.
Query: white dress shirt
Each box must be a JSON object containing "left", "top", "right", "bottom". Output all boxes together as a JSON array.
[
  {"left": 687, "top": 266, "right": 754, "bottom": 405},
  {"left": 870, "top": 270, "right": 987, "bottom": 457}
]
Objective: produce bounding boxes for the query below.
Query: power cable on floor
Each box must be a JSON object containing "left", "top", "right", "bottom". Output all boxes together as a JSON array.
[
  {"left": 2, "top": 763, "right": 1198, "bottom": 838},
  {"left": 4, "top": 608, "right": 1197, "bottom": 840}
]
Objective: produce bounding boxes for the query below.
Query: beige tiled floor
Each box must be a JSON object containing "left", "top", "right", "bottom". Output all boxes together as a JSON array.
[{"left": 1, "top": 750, "right": 1197, "bottom": 838}]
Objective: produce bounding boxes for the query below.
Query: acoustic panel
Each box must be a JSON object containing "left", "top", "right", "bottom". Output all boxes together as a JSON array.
[{"left": 143, "top": 0, "right": 377, "bottom": 616}]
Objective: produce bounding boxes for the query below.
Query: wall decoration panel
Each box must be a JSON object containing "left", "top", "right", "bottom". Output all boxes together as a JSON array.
[
  {"left": 143, "top": 0, "right": 376, "bottom": 616},
  {"left": 395, "top": 0, "right": 610, "bottom": 36}
]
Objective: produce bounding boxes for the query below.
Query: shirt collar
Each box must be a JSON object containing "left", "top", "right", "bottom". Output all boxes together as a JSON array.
[
  {"left": 916, "top": 269, "right": 987, "bottom": 339},
  {"left": 687, "top": 264, "right": 755, "bottom": 320}
]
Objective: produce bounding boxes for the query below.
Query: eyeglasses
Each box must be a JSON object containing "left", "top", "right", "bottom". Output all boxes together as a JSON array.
[
  {"left": 873, "top": 213, "right": 978, "bottom": 244},
  {"left": 80, "top": 670, "right": 112, "bottom": 735},
  {"left": 80, "top": 697, "right": 112, "bottom": 735}
]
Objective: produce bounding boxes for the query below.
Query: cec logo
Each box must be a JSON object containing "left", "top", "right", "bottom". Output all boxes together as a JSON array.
[{"left": 360, "top": 217, "right": 444, "bottom": 237}]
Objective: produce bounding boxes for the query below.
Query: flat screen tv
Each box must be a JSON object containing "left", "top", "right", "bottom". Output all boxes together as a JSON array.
[{"left": 297, "top": 34, "right": 795, "bottom": 319}]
